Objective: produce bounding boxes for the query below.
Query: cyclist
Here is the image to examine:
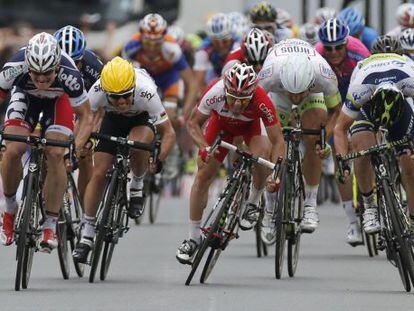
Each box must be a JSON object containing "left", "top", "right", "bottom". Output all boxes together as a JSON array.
[
  {"left": 299, "top": 23, "right": 319, "bottom": 46},
  {"left": 54, "top": 25, "right": 103, "bottom": 202},
  {"left": 72, "top": 57, "right": 176, "bottom": 263},
  {"left": 399, "top": 28, "right": 414, "bottom": 59},
  {"left": 249, "top": 1, "right": 292, "bottom": 43},
  {"left": 176, "top": 63, "right": 285, "bottom": 264},
  {"left": 228, "top": 11, "right": 250, "bottom": 41},
  {"left": 222, "top": 28, "right": 273, "bottom": 75},
  {"left": 316, "top": 18, "right": 371, "bottom": 245},
  {"left": 313, "top": 7, "right": 336, "bottom": 26},
  {"left": 259, "top": 39, "right": 341, "bottom": 238},
  {"left": 387, "top": 3, "right": 414, "bottom": 37},
  {"left": 371, "top": 35, "right": 404, "bottom": 55},
  {"left": 123, "top": 13, "right": 197, "bottom": 128},
  {"left": 338, "top": 7, "right": 379, "bottom": 51},
  {"left": 334, "top": 53, "right": 414, "bottom": 234},
  {"left": 0, "top": 32, "right": 92, "bottom": 251}
]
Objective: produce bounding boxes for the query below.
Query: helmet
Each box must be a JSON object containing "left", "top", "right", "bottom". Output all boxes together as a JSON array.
[
  {"left": 370, "top": 83, "right": 405, "bottom": 128},
  {"left": 100, "top": 56, "right": 135, "bottom": 93},
  {"left": 280, "top": 53, "right": 315, "bottom": 94},
  {"left": 338, "top": 7, "right": 365, "bottom": 36},
  {"left": 224, "top": 63, "right": 258, "bottom": 97},
  {"left": 241, "top": 28, "right": 273, "bottom": 65},
  {"left": 206, "top": 13, "right": 233, "bottom": 39},
  {"left": 400, "top": 28, "right": 414, "bottom": 51},
  {"left": 276, "top": 8, "right": 293, "bottom": 29},
  {"left": 54, "top": 25, "right": 86, "bottom": 61},
  {"left": 314, "top": 7, "right": 336, "bottom": 25},
  {"left": 228, "top": 12, "right": 249, "bottom": 38},
  {"left": 299, "top": 23, "right": 319, "bottom": 46},
  {"left": 372, "top": 35, "right": 403, "bottom": 54},
  {"left": 249, "top": 1, "right": 277, "bottom": 23},
  {"left": 139, "top": 13, "right": 167, "bottom": 40},
  {"left": 167, "top": 25, "right": 185, "bottom": 45},
  {"left": 318, "top": 18, "right": 349, "bottom": 45},
  {"left": 25, "top": 32, "right": 61, "bottom": 73},
  {"left": 397, "top": 3, "right": 414, "bottom": 28}
]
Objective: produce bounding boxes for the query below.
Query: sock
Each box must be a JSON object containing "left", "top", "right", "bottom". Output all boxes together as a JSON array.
[
  {"left": 343, "top": 200, "right": 358, "bottom": 224},
  {"left": 189, "top": 219, "right": 201, "bottom": 243},
  {"left": 361, "top": 190, "right": 376, "bottom": 209},
  {"left": 305, "top": 184, "right": 319, "bottom": 207},
  {"left": 4, "top": 194, "right": 18, "bottom": 214},
  {"left": 247, "top": 185, "right": 264, "bottom": 206},
  {"left": 82, "top": 215, "right": 96, "bottom": 239},
  {"left": 130, "top": 174, "right": 145, "bottom": 193},
  {"left": 43, "top": 211, "right": 59, "bottom": 232}
]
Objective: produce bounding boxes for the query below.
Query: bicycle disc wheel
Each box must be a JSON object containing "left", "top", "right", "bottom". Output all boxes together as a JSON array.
[
  {"left": 89, "top": 173, "right": 118, "bottom": 283},
  {"left": 57, "top": 211, "right": 70, "bottom": 279},
  {"left": 15, "top": 176, "right": 34, "bottom": 291},
  {"left": 185, "top": 181, "right": 239, "bottom": 286}
]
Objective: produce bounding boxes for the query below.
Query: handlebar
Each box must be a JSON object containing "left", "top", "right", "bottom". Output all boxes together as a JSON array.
[
  {"left": 0, "top": 132, "right": 73, "bottom": 149},
  {"left": 91, "top": 132, "right": 157, "bottom": 152},
  {"left": 282, "top": 124, "right": 326, "bottom": 150}
]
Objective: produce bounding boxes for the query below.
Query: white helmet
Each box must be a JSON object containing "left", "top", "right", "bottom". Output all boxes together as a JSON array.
[
  {"left": 276, "top": 8, "right": 293, "bottom": 29},
  {"left": 242, "top": 28, "right": 273, "bottom": 64},
  {"left": 299, "top": 23, "right": 319, "bottom": 46},
  {"left": 397, "top": 3, "right": 414, "bottom": 28},
  {"left": 228, "top": 12, "right": 249, "bottom": 38},
  {"left": 314, "top": 7, "right": 336, "bottom": 25},
  {"left": 25, "top": 32, "right": 61, "bottom": 73},
  {"left": 206, "top": 13, "right": 232, "bottom": 39},
  {"left": 167, "top": 25, "right": 185, "bottom": 45},
  {"left": 280, "top": 53, "right": 315, "bottom": 94},
  {"left": 400, "top": 28, "right": 414, "bottom": 51}
]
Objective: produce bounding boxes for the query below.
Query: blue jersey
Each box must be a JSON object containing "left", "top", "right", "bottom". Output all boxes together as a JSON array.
[
  {"left": 79, "top": 49, "right": 103, "bottom": 91},
  {"left": 361, "top": 27, "right": 379, "bottom": 51},
  {"left": 0, "top": 48, "right": 88, "bottom": 107}
]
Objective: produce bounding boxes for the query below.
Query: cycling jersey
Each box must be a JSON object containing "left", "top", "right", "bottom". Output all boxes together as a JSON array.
[
  {"left": 193, "top": 37, "right": 238, "bottom": 79},
  {"left": 360, "top": 26, "right": 379, "bottom": 50},
  {"left": 89, "top": 68, "right": 168, "bottom": 125},
  {"left": 259, "top": 39, "right": 340, "bottom": 109},
  {"left": 344, "top": 53, "right": 414, "bottom": 119},
  {"left": 123, "top": 33, "right": 189, "bottom": 96},
  {"left": 0, "top": 48, "right": 88, "bottom": 107},
  {"left": 316, "top": 36, "right": 371, "bottom": 101},
  {"left": 79, "top": 49, "right": 103, "bottom": 91}
]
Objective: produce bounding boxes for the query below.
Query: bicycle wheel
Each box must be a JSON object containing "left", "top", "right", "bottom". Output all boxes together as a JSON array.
[
  {"left": 185, "top": 180, "right": 239, "bottom": 286},
  {"left": 100, "top": 197, "right": 125, "bottom": 281},
  {"left": 383, "top": 180, "right": 414, "bottom": 291},
  {"left": 15, "top": 175, "right": 34, "bottom": 291},
  {"left": 89, "top": 172, "right": 118, "bottom": 283},
  {"left": 57, "top": 209, "right": 70, "bottom": 279},
  {"left": 255, "top": 209, "right": 264, "bottom": 258},
  {"left": 275, "top": 170, "right": 287, "bottom": 280},
  {"left": 149, "top": 178, "right": 162, "bottom": 224},
  {"left": 200, "top": 248, "right": 222, "bottom": 283}
]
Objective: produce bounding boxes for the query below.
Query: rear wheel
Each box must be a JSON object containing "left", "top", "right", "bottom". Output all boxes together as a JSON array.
[
  {"left": 275, "top": 181, "right": 286, "bottom": 280},
  {"left": 148, "top": 177, "right": 162, "bottom": 224},
  {"left": 57, "top": 210, "right": 70, "bottom": 279}
]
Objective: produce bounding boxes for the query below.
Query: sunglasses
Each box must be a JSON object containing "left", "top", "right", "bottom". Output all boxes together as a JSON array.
[
  {"left": 323, "top": 44, "right": 346, "bottom": 52},
  {"left": 226, "top": 92, "right": 252, "bottom": 107},
  {"left": 106, "top": 89, "right": 134, "bottom": 100}
]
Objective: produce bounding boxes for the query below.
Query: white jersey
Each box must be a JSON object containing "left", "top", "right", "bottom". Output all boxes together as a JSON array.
[
  {"left": 88, "top": 68, "right": 168, "bottom": 125},
  {"left": 343, "top": 53, "right": 414, "bottom": 119},
  {"left": 258, "top": 39, "right": 340, "bottom": 109}
]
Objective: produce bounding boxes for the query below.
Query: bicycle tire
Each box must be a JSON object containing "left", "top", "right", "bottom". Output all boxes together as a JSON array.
[
  {"left": 15, "top": 175, "right": 34, "bottom": 291},
  {"left": 383, "top": 180, "right": 414, "bottom": 291},
  {"left": 185, "top": 180, "right": 239, "bottom": 286},
  {"left": 255, "top": 210, "right": 263, "bottom": 258},
  {"left": 149, "top": 185, "right": 162, "bottom": 224},
  {"left": 200, "top": 248, "right": 222, "bottom": 283},
  {"left": 57, "top": 210, "right": 70, "bottom": 279},
  {"left": 100, "top": 199, "right": 125, "bottom": 281},
  {"left": 275, "top": 169, "right": 287, "bottom": 280},
  {"left": 89, "top": 171, "right": 118, "bottom": 283},
  {"left": 287, "top": 233, "right": 301, "bottom": 277}
]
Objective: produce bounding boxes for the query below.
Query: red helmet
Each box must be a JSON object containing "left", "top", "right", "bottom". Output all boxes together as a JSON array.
[
  {"left": 224, "top": 63, "right": 259, "bottom": 97},
  {"left": 241, "top": 28, "right": 273, "bottom": 65}
]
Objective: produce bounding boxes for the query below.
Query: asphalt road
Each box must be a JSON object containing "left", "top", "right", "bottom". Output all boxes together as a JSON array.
[{"left": 0, "top": 195, "right": 413, "bottom": 311}]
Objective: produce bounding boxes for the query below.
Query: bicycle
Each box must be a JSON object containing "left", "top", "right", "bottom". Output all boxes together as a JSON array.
[
  {"left": 185, "top": 134, "right": 282, "bottom": 285},
  {"left": 274, "top": 124, "right": 326, "bottom": 279},
  {"left": 337, "top": 136, "right": 414, "bottom": 292},
  {"left": 57, "top": 167, "right": 85, "bottom": 279},
  {"left": 88, "top": 132, "right": 158, "bottom": 283},
  {"left": 0, "top": 131, "right": 73, "bottom": 291}
]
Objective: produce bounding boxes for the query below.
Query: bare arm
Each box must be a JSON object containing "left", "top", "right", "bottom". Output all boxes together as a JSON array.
[
  {"left": 265, "top": 123, "right": 285, "bottom": 163},
  {"left": 72, "top": 100, "right": 93, "bottom": 153},
  {"left": 183, "top": 70, "right": 206, "bottom": 119},
  {"left": 155, "top": 119, "right": 176, "bottom": 162},
  {"left": 334, "top": 111, "right": 355, "bottom": 156},
  {"left": 92, "top": 107, "right": 105, "bottom": 132},
  {"left": 186, "top": 108, "right": 210, "bottom": 149},
  {"left": 326, "top": 104, "right": 341, "bottom": 140},
  {"left": 180, "top": 67, "right": 198, "bottom": 119}
]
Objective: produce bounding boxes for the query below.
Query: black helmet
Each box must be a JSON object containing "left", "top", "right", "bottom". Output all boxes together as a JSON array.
[
  {"left": 371, "top": 35, "right": 403, "bottom": 55},
  {"left": 370, "top": 84, "right": 405, "bottom": 128}
]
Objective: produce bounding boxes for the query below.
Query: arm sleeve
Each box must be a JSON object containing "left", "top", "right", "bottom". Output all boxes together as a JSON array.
[
  {"left": 0, "top": 50, "right": 26, "bottom": 97},
  {"left": 88, "top": 80, "right": 105, "bottom": 112},
  {"left": 146, "top": 92, "right": 169, "bottom": 125},
  {"left": 257, "top": 87, "right": 279, "bottom": 127}
]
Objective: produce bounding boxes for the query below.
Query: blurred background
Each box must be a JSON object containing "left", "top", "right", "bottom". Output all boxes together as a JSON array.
[{"left": 0, "top": 0, "right": 411, "bottom": 66}]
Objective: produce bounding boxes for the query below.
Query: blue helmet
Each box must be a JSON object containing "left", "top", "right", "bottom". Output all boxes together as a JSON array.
[
  {"left": 318, "top": 18, "right": 349, "bottom": 45},
  {"left": 54, "top": 25, "right": 86, "bottom": 61},
  {"left": 338, "top": 7, "right": 365, "bottom": 36}
]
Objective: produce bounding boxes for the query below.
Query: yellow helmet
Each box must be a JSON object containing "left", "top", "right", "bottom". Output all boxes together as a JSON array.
[{"left": 101, "top": 56, "right": 135, "bottom": 93}]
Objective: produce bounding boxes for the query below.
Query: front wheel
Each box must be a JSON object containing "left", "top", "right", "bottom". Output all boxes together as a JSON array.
[{"left": 57, "top": 211, "right": 70, "bottom": 279}]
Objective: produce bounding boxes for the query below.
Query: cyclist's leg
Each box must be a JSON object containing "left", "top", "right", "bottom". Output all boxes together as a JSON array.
[{"left": 1, "top": 89, "right": 37, "bottom": 245}]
